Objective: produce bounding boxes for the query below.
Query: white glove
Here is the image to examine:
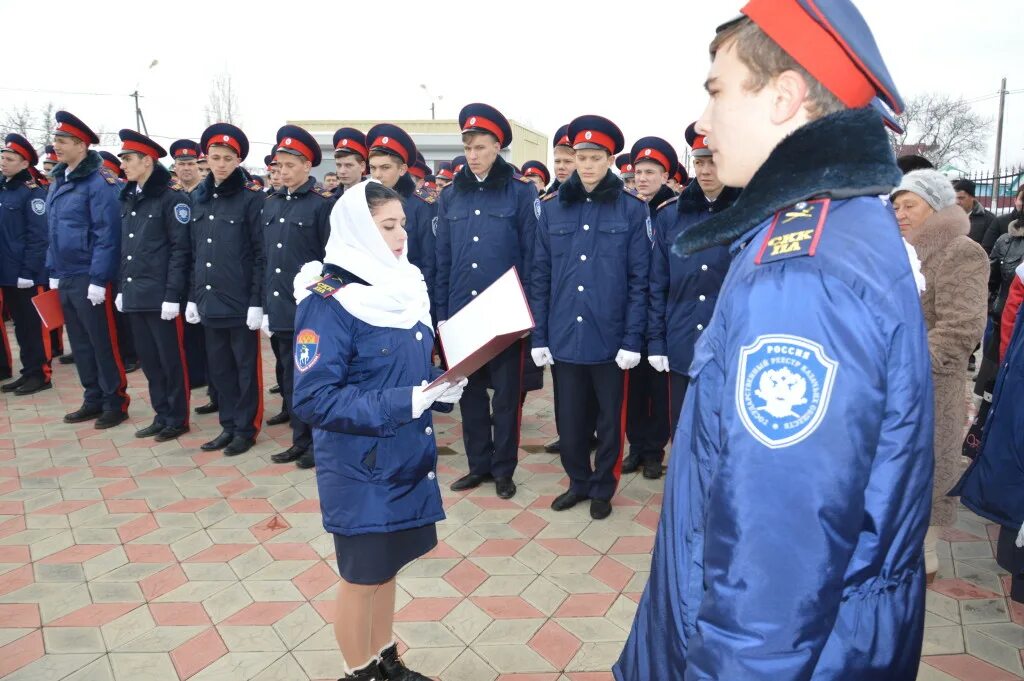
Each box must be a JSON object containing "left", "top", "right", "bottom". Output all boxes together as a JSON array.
[
  {"left": 16, "top": 278, "right": 33, "bottom": 289},
  {"left": 1016, "top": 521, "right": 1023, "bottom": 549},
  {"left": 412, "top": 382, "right": 450, "bottom": 419},
  {"left": 114, "top": 293, "right": 123, "bottom": 312},
  {"left": 531, "top": 347, "right": 554, "bottom": 367},
  {"left": 260, "top": 314, "right": 273, "bottom": 338},
  {"left": 87, "top": 284, "right": 106, "bottom": 306},
  {"left": 49, "top": 278, "right": 59, "bottom": 290},
  {"left": 435, "top": 377, "right": 468, "bottom": 404},
  {"left": 246, "top": 306, "right": 263, "bottom": 331},
  {"left": 185, "top": 301, "right": 200, "bottom": 324},
  {"left": 648, "top": 355, "right": 670, "bottom": 373},
  {"left": 161, "top": 302, "right": 180, "bottom": 321},
  {"left": 615, "top": 349, "right": 642, "bottom": 371}
]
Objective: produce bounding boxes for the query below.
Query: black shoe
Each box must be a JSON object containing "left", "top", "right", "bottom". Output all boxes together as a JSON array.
[
  {"left": 194, "top": 401, "right": 219, "bottom": 415},
  {"left": 340, "top": 659, "right": 383, "bottom": 681},
  {"left": 13, "top": 376, "right": 51, "bottom": 396},
  {"left": 124, "top": 360, "right": 140, "bottom": 373},
  {"left": 64, "top": 404, "right": 103, "bottom": 423},
  {"left": 223, "top": 436, "right": 255, "bottom": 456},
  {"left": 590, "top": 498, "right": 613, "bottom": 520},
  {"left": 551, "top": 490, "right": 586, "bottom": 511},
  {"left": 59, "top": 354, "right": 75, "bottom": 365},
  {"left": 495, "top": 477, "right": 517, "bottom": 499},
  {"left": 135, "top": 422, "right": 164, "bottom": 438},
  {"left": 449, "top": 473, "right": 493, "bottom": 492},
  {"left": 266, "top": 411, "right": 290, "bottom": 426},
  {"left": 1, "top": 376, "right": 27, "bottom": 393},
  {"left": 378, "top": 642, "right": 429, "bottom": 680},
  {"left": 269, "top": 384, "right": 282, "bottom": 394},
  {"left": 621, "top": 453, "right": 642, "bottom": 475},
  {"left": 271, "top": 445, "right": 306, "bottom": 464},
  {"left": 295, "top": 451, "right": 316, "bottom": 469},
  {"left": 201, "top": 431, "right": 233, "bottom": 451},
  {"left": 154, "top": 425, "right": 189, "bottom": 442},
  {"left": 642, "top": 460, "right": 663, "bottom": 480},
  {"left": 95, "top": 411, "right": 128, "bottom": 429},
  {"left": 543, "top": 437, "right": 561, "bottom": 453}
]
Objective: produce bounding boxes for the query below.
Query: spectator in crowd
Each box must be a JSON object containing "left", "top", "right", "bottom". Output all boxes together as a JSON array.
[
  {"left": 323, "top": 171, "right": 340, "bottom": 191},
  {"left": 953, "top": 179, "right": 996, "bottom": 245},
  {"left": 983, "top": 185, "right": 1024, "bottom": 254},
  {"left": 990, "top": 210, "right": 1024, "bottom": 325},
  {"left": 892, "top": 169, "right": 988, "bottom": 581}
]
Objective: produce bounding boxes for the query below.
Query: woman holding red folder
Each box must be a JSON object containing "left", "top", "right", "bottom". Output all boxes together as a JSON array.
[{"left": 291, "top": 180, "right": 465, "bottom": 681}]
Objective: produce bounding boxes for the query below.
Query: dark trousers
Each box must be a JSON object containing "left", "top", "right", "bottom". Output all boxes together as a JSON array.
[
  {"left": 626, "top": 358, "right": 670, "bottom": 464},
  {"left": 205, "top": 325, "right": 262, "bottom": 440},
  {"left": 183, "top": 321, "right": 209, "bottom": 388},
  {"left": 275, "top": 333, "right": 311, "bottom": 450},
  {"left": 114, "top": 308, "right": 136, "bottom": 365},
  {"left": 554, "top": 361, "right": 628, "bottom": 500},
  {"left": 667, "top": 371, "right": 690, "bottom": 434},
  {"left": 130, "top": 312, "right": 190, "bottom": 428},
  {"left": 459, "top": 339, "right": 525, "bottom": 479},
  {"left": 269, "top": 334, "right": 288, "bottom": 414},
  {"left": 0, "top": 285, "right": 52, "bottom": 381},
  {"left": 59, "top": 276, "right": 129, "bottom": 412}
]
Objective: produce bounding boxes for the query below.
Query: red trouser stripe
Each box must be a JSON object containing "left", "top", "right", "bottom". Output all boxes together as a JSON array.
[
  {"left": 174, "top": 316, "right": 190, "bottom": 420},
  {"left": 37, "top": 286, "right": 53, "bottom": 381},
  {"left": 102, "top": 285, "right": 130, "bottom": 412},
  {"left": 252, "top": 331, "right": 264, "bottom": 436},
  {"left": 612, "top": 370, "right": 630, "bottom": 484}
]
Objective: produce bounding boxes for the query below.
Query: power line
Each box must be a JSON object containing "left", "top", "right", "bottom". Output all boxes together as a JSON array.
[{"left": 0, "top": 86, "right": 126, "bottom": 98}]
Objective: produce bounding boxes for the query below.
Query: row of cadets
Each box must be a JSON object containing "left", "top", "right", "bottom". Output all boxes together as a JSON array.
[{"left": 435, "top": 103, "right": 539, "bottom": 500}]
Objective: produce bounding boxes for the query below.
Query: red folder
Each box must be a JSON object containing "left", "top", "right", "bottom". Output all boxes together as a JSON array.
[
  {"left": 429, "top": 267, "right": 535, "bottom": 389},
  {"left": 32, "top": 289, "right": 64, "bottom": 330}
]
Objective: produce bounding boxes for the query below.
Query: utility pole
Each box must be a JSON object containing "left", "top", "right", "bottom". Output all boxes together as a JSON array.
[
  {"left": 991, "top": 77, "right": 1007, "bottom": 212},
  {"left": 131, "top": 90, "right": 149, "bottom": 136}
]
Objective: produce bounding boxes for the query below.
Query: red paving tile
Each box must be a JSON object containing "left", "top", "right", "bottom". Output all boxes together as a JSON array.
[
  {"left": 40, "top": 544, "right": 117, "bottom": 564},
  {"left": 149, "top": 602, "right": 212, "bottom": 626},
  {"left": 171, "top": 627, "right": 227, "bottom": 680},
  {"left": 590, "top": 556, "right": 635, "bottom": 592},
  {"left": 444, "top": 560, "right": 489, "bottom": 596},
  {"left": 608, "top": 536, "right": 655, "bottom": 554},
  {"left": 250, "top": 515, "right": 291, "bottom": 542},
  {"left": 155, "top": 498, "right": 219, "bottom": 513},
  {"left": 264, "top": 542, "right": 321, "bottom": 561},
  {"left": 124, "top": 544, "right": 177, "bottom": 563},
  {"left": 140, "top": 564, "right": 189, "bottom": 600},
  {"left": 104, "top": 499, "right": 150, "bottom": 513},
  {"left": 185, "top": 543, "right": 257, "bottom": 563},
  {"left": 227, "top": 498, "right": 276, "bottom": 513},
  {"left": 0, "top": 545, "right": 31, "bottom": 563},
  {"left": 537, "top": 538, "right": 600, "bottom": 557},
  {"left": 116, "top": 514, "right": 160, "bottom": 542},
  {"left": 930, "top": 579, "right": 1004, "bottom": 601},
  {"left": 393, "top": 597, "right": 462, "bottom": 622},
  {"left": 471, "top": 539, "right": 530, "bottom": 557},
  {"left": 221, "top": 601, "right": 303, "bottom": 625},
  {"left": 0, "top": 516, "right": 25, "bottom": 540},
  {"left": 0, "top": 564, "right": 34, "bottom": 597},
  {"left": 0, "top": 501, "right": 23, "bottom": 514},
  {"left": 529, "top": 620, "right": 582, "bottom": 670},
  {"left": 923, "top": 655, "right": 1024, "bottom": 680},
  {"left": 554, "top": 594, "right": 618, "bottom": 618},
  {"left": 48, "top": 602, "right": 141, "bottom": 627},
  {"left": 0, "top": 630, "right": 43, "bottom": 678},
  {"left": 0, "top": 603, "right": 40, "bottom": 628},
  {"left": 216, "top": 477, "right": 255, "bottom": 497},
  {"left": 471, "top": 596, "right": 546, "bottom": 620},
  {"left": 509, "top": 510, "right": 549, "bottom": 539},
  {"left": 292, "top": 561, "right": 340, "bottom": 599},
  {"left": 34, "top": 500, "right": 99, "bottom": 514},
  {"left": 100, "top": 478, "right": 138, "bottom": 498},
  {"left": 421, "top": 541, "right": 463, "bottom": 559},
  {"left": 283, "top": 499, "right": 321, "bottom": 513}
]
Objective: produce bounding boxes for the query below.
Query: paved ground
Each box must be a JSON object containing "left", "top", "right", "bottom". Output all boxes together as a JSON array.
[{"left": 0, "top": 337, "right": 1021, "bottom": 680}]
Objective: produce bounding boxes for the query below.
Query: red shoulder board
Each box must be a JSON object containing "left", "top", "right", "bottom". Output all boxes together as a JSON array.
[
  {"left": 541, "top": 191, "right": 558, "bottom": 202},
  {"left": 656, "top": 196, "right": 679, "bottom": 211},
  {"left": 415, "top": 187, "right": 436, "bottom": 204},
  {"left": 754, "top": 198, "right": 831, "bottom": 265},
  {"left": 98, "top": 167, "right": 119, "bottom": 185},
  {"left": 244, "top": 180, "right": 263, "bottom": 192},
  {"left": 306, "top": 274, "right": 345, "bottom": 298},
  {"left": 312, "top": 183, "right": 333, "bottom": 199}
]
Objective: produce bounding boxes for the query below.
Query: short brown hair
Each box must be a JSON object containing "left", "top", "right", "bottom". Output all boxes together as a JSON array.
[{"left": 710, "top": 18, "right": 844, "bottom": 120}]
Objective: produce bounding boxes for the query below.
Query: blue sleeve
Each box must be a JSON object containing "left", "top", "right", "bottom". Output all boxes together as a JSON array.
[
  {"left": 428, "top": 364, "right": 454, "bottom": 413},
  {"left": 164, "top": 192, "right": 192, "bottom": 303},
  {"left": 88, "top": 179, "right": 122, "bottom": 286},
  {"left": 528, "top": 201, "right": 552, "bottom": 349},
  {"left": 246, "top": 193, "right": 265, "bottom": 308},
  {"left": 685, "top": 262, "right": 888, "bottom": 681},
  {"left": 291, "top": 298, "right": 416, "bottom": 437},
  {"left": 621, "top": 203, "right": 650, "bottom": 353},
  {"left": 415, "top": 200, "right": 438, "bottom": 300},
  {"left": 433, "top": 192, "right": 452, "bottom": 321},
  {"left": 647, "top": 213, "right": 671, "bottom": 357},
  {"left": 516, "top": 186, "right": 538, "bottom": 293},
  {"left": 21, "top": 186, "right": 49, "bottom": 282}
]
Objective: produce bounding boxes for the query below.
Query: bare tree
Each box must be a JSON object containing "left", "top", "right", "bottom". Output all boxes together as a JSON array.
[
  {"left": 35, "top": 102, "right": 55, "bottom": 150},
  {"left": 891, "top": 93, "right": 991, "bottom": 167},
  {"left": 204, "top": 73, "right": 241, "bottom": 126},
  {"left": 1, "top": 103, "right": 34, "bottom": 139},
  {"left": 0, "top": 101, "right": 57, "bottom": 151}
]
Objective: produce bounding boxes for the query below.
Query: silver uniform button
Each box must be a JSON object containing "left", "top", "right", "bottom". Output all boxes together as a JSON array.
[
  {"left": 421, "top": 380, "right": 428, "bottom": 387},
  {"left": 126, "top": 277, "right": 132, "bottom": 282},
  {"left": 207, "top": 238, "right": 212, "bottom": 243},
  {"left": 129, "top": 234, "right": 134, "bottom": 238},
  {"left": 427, "top": 471, "right": 436, "bottom": 480},
  {"left": 577, "top": 316, "right": 583, "bottom": 322},
  {"left": 205, "top": 284, "right": 211, "bottom": 290},
  {"left": 697, "top": 324, "right": 704, "bottom": 331},
  {"left": 471, "top": 290, "right": 478, "bottom": 296},
  {"left": 471, "top": 263, "right": 478, "bottom": 269},
  {"left": 208, "top": 215, "right": 214, "bottom": 220},
  {"left": 206, "top": 262, "right": 211, "bottom": 267},
  {"left": 279, "top": 218, "right": 285, "bottom": 223},
  {"left": 583, "top": 225, "right": 590, "bottom": 231},
  {"left": 474, "top": 209, "right": 481, "bottom": 215},
  {"left": 273, "top": 291, "right": 279, "bottom": 296},
  {"left": 701, "top": 264, "right": 708, "bottom": 271},
  {"left": 580, "top": 255, "right": 587, "bottom": 261},
  {"left": 277, "top": 243, "right": 282, "bottom": 248},
  {"left": 126, "top": 255, "right": 132, "bottom": 261},
  {"left": 130, "top": 211, "right": 136, "bottom": 216},
  {"left": 275, "top": 268, "right": 281, "bottom": 274},
  {"left": 415, "top": 331, "right": 423, "bottom": 341},
  {"left": 473, "top": 236, "right": 479, "bottom": 242},
  {"left": 577, "top": 285, "right": 584, "bottom": 292},
  {"left": 213, "top": 193, "right": 218, "bottom": 199},
  {"left": 699, "top": 295, "right": 706, "bottom": 301},
  {"left": 425, "top": 426, "right": 433, "bottom": 435}
]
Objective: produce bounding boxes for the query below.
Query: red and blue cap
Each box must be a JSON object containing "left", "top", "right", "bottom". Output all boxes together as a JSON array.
[
  {"left": 201, "top": 123, "right": 250, "bottom": 161},
  {"left": 553, "top": 124, "right": 571, "bottom": 149},
  {"left": 54, "top": 111, "right": 99, "bottom": 145},
  {"left": 568, "top": 115, "right": 624, "bottom": 155},
  {"left": 3, "top": 134, "right": 38, "bottom": 165},
  {"left": 521, "top": 160, "right": 550, "bottom": 186},
  {"left": 615, "top": 154, "right": 634, "bottom": 178},
  {"left": 98, "top": 151, "right": 125, "bottom": 179},
  {"left": 674, "top": 163, "right": 689, "bottom": 185},
  {"left": 276, "top": 124, "right": 322, "bottom": 167},
  {"left": 366, "top": 123, "right": 416, "bottom": 166},
  {"left": 684, "top": 121, "right": 712, "bottom": 158},
  {"left": 451, "top": 155, "right": 467, "bottom": 174},
  {"left": 44, "top": 145, "right": 58, "bottom": 163},
  {"left": 409, "top": 152, "right": 431, "bottom": 180},
  {"left": 333, "top": 127, "right": 368, "bottom": 160},
  {"left": 169, "top": 139, "right": 201, "bottom": 161},
  {"left": 117, "top": 129, "right": 167, "bottom": 159},
  {"left": 630, "top": 136, "right": 678, "bottom": 174},
  {"left": 459, "top": 103, "right": 513, "bottom": 149},
  {"left": 436, "top": 161, "right": 454, "bottom": 181},
  {"left": 870, "top": 97, "right": 904, "bottom": 134}
]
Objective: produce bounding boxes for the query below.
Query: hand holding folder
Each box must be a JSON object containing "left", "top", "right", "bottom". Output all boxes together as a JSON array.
[{"left": 32, "top": 289, "right": 64, "bottom": 330}]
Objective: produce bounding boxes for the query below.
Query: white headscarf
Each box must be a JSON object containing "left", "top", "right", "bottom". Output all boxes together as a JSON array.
[{"left": 293, "top": 180, "right": 432, "bottom": 330}]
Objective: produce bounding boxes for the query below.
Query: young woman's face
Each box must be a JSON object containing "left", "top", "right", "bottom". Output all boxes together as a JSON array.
[{"left": 372, "top": 199, "right": 408, "bottom": 259}]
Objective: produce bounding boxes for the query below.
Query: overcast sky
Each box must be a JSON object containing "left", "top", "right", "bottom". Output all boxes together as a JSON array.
[{"left": 3, "top": 0, "right": 1021, "bottom": 172}]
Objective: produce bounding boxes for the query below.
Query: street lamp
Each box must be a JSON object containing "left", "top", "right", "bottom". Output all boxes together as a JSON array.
[{"left": 131, "top": 59, "right": 159, "bottom": 135}]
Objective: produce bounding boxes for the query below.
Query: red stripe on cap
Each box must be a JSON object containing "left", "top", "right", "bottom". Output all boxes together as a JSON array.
[
  {"left": 4, "top": 141, "right": 33, "bottom": 162},
  {"left": 102, "top": 160, "right": 121, "bottom": 175},
  {"left": 207, "top": 134, "right": 241, "bottom": 156},
  {"left": 55, "top": 121, "right": 91, "bottom": 144},
  {"left": 45, "top": 153, "right": 58, "bottom": 161},
  {"left": 335, "top": 138, "right": 368, "bottom": 159},
  {"left": 278, "top": 136, "right": 315, "bottom": 163},
  {"left": 173, "top": 148, "right": 198, "bottom": 158},
  {"left": 121, "top": 140, "right": 160, "bottom": 159},
  {"left": 690, "top": 134, "right": 709, "bottom": 152},
  {"left": 462, "top": 115, "right": 505, "bottom": 146},
  {"left": 408, "top": 165, "right": 426, "bottom": 179},
  {"left": 573, "top": 129, "right": 615, "bottom": 154},
  {"left": 634, "top": 148, "right": 671, "bottom": 172},
  {"left": 437, "top": 169, "right": 454, "bottom": 180},
  {"left": 556, "top": 134, "right": 571, "bottom": 147},
  {"left": 742, "top": 0, "right": 876, "bottom": 109},
  {"left": 524, "top": 167, "right": 547, "bottom": 181},
  {"left": 370, "top": 136, "right": 409, "bottom": 164}
]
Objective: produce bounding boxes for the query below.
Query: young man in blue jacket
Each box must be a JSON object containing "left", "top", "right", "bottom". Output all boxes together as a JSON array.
[
  {"left": 615, "top": 2, "right": 934, "bottom": 679},
  {"left": 46, "top": 111, "right": 130, "bottom": 428}
]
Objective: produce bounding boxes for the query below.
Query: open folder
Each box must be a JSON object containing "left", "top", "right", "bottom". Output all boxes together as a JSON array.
[
  {"left": 32, "top": 288, "right": 64, "bottom": 330},
  {"left": 429, "top": 267, "right": 535, "bottom": 390}
]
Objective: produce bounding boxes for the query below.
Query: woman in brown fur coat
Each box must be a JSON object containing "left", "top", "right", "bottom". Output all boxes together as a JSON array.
[{"left": 892, "top": 169, "right": 989, "bottom": 581}]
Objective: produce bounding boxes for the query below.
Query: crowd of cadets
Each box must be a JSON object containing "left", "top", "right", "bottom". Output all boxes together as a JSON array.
[{"left": 0, "top": 103, "right": 735, "bottom": 520}]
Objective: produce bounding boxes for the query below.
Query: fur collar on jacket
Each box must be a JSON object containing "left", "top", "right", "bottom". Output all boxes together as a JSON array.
[
  {"left": 122, "top": 162, "right": 173, "bottom": 201},
  {"left": 676, "top": 107, "right": 901, "bottom": 255},
  {"left": 559, "top": 169, "right": 623, "bottom": 205},
  {"left": 1, "top": 168, "right": 32, "bottom": 189},
  {"left": 1008, "top": 219, "right": 1024, "bottom": 238},
  {"left": 394, "top": 172, "right": 416, "bottom": 199},
  {"left": 195, "top": 166, "right": 246, "bottom": 202},
  {"left": 906, "top": 205, "right": 971, "bottom": 265},
  {"left": 647, "top": 184, "right": 677, "bottom": 212},
  {"left": 452, "top": 155, "right": 515, "bottom": 192},
  {"left": 676, "top": 179, "right": 741, "bottom": 216},
  {"left": 49, "top": 150, "right": 104, "bottom": 183}
]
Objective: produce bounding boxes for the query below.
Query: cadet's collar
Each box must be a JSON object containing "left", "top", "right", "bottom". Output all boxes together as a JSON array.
[
  {"left": 558, "top": 170, "right": 622, "bottom": 205},
  {"left": 648, "top": 184, "right": 676, "bottom": 208},
  {"left": 200, "top": 166, "right": 246, "bottom": 200},
  {"left": 123, "top": 162, "right": 172, "bottom": 201},
  {"left": 453, "top": 155, "right": 513, "bottom": 193},
  {"left": 677, "top": 179, "right": 740, "bottom": 216},
  {"left": 276, "top": 176, "right": 316, "bottom": 198},
  {"left": 51, "top": 149, "right": 103, "bottom": 183},
  {"left": 1, "top": 168, "right": 32, "bottom": 187}
]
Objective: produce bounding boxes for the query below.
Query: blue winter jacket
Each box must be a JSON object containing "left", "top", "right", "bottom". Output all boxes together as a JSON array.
[
  {"left": 0, "top": 169, "right": 48, "bottom": 286},
  {"left": 615, "top": 108, "right": 934, "bottom": 681},
  {"left": 45, "top": 150, "right": 122, "bottom": 285},
  {"left": 291, "top": 268, "right": 451, "bottom": 536}
]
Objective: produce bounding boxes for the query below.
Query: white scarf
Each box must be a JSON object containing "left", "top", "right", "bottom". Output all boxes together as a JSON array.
[{"left": 293, "top": 180, "right": 432, "bottom": 330}]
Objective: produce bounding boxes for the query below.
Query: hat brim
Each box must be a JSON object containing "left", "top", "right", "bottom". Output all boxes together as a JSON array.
[{"left": 691, "top": 149, "right": 713, "bottom": 158}]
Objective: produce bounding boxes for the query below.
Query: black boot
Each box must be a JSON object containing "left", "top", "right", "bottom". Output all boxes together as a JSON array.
[
  {"left": 621, "top": 452, "right": 642, "bottom": 475},
  {"left": 340, "top": 659, "right": 383, "bottom": 681},
  {"left": 1, "top": 376, "right": 27, "bottom": 393},
  {"left": 194, "top": 401, "right": 219, "bottom": 415},
  {"left": 378, "top": 643, "right": 430, "bottom": 681},
  {"left": 13, "top": 375, "right": 51, "bottom": 396}
]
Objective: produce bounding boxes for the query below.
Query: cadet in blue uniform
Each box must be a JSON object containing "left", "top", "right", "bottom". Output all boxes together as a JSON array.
[
  {"left": 408, "top": 152, "right": 430, "bottom": 191},
  {"left": 616, "top": 3, "right": 933, "bottom": 679},
  {"left": 0, "top": 134, "right": 53, "bottom": 395},
  {"left": 42, "top": 145, "right": 58, "bottom": 174},
  {"left": 644, "top": 124, "right": 739, "bottom": 465},
  {"left": 99, "top": 151, "right": 139, "bottom": 374},
  {"left": 521, "top": 161, "right": 549, "bottom": 196},
  {"left": 332, "top": 127, "right": 367, "bottom": 192},
  {"left": 621, "top": 136, "right": 678, "bottom": 480},
  {"left": 435, "top": 103, "right": 539, "bottom": 500},
  {"left": 615, "top": 153, "right": 635, "bottom": 192},
  {"left": 530, "top": 115, "right": 650, "bottom": 520},
  {"left": 185, "top": 124, "right": 266, "bottom": 456},
  {"left": 434, "top": 161, "right": 454, "bottom": 191},
  {"left": 46, "top": 111, "right": 130, "bottom": 428},
  {"left": 262, "top": 125, "right": 335, "bottom": 469},
  {"left": 114, "top": 130, "right": 192, "bottom": 442},
  {"left": 291, "top": 181, "right": 465, "bottom": 681}
]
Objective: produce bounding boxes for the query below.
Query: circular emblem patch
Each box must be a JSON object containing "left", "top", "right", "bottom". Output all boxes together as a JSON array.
[
  {"left": 295, "top": 329, "right": 321, "bottom": 373},
  {"left": 382, "top": 136, "right": 389, "bottom": 144},
  {"left": 174, "top": 203, "right": 191, "bottom": 224},
  {"left": 645, "top": 216, "right": 653, "bottom": 243},
  {"left": 31, "top": 198, "right": 45, "bottom": 216},
  {"left": 534, "top": 198, "right": 542, "bottom": 220},
  {"left": 284, "top": 138, "right": 292, "bottom": 145},
  {"left": 584, "top": 131, "right": 593, "bottom": 140},
  {"left": 431, "top": 216, "right": 438, "bottom": 237}
]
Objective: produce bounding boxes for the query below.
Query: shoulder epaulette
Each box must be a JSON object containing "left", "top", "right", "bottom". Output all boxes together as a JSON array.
[
  {"left": 306, "top": 274, "right": 345, "bottom": 298},
  {"left": 623, "top": 187, "right": 645, "bottom": 201},
  {"left": 244, "top": 180, "right": 263, "bottom": 192},
  {"left": 657, "top": 196, "right": 679, "bottom": 211},
  {"left": 415, "top": 187, "right": 437, "bottom": 204},
  {"left": 754, "top": 198, "right": 831, "bottom": 265},
  {"left": 168, "top": 179, "right": 184, "bottom": 192},
  {"left": 98, "top": 167, "right": 119, "bottom": 185},
  {"left": 541, "top": 191, "right": 559, "bottom": 202},
  {"left": 23, "top": 179, "right": 38, "bottom": 189},
  {"left": 515, "top": 175, "right": 531, "bottom": 184},
  {"left": 312, "top": 183, "right": 333, "bottom": 199}
]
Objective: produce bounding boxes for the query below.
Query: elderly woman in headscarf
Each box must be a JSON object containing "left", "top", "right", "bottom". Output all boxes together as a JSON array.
[
  {"left": 291, "top": 180, "right": 466, "bottom": 681},
  {"left": 891, "top": 169, "right": 989, "bottom": 581}
]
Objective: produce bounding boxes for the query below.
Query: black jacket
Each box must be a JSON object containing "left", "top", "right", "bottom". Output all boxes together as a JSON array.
[
  {"left": 647, "top": 184, "right": 678, "bottom": 220},
  {"left": 190, "top": 168, "right": 266, "bottom": 326},
  {"left": 262, "top": 177, "right": 335, "bottom": 332},
  {"left": 983, "top": 208, "right": 1020, "bottom": 254},
  {"left": 967, "top": 201, "right": 996, "bottom": 245}
]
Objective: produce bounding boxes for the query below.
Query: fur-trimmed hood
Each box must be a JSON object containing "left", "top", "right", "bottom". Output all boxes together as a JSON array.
[
  {"left": 906, "top": 205, "right": 970, "bottom": 265},
  {"left": 677, "top": 179, "right": 741, "bottom": 216},
  {"left": 1008, "top": 219, "right": 1024, "bottom": 239},
  {"left": 121, "top": 162, "right": 173, "bottom": 200},
  {"left": 452, "top": 155, "right": 515, "bottom": 192},
  {"left": 676, "top": 107, "right": 901, "bottom": 255},
  {"left": 49, "top": 149, "right": 104, "bottom": 182},
  {"left": 559, "top": 170, "right": 623, "bottom": 205}
]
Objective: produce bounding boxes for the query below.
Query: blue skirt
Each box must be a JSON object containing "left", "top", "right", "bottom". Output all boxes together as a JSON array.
[{"left": 333, "top": 524, "right": 438, "bottom": 585}]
